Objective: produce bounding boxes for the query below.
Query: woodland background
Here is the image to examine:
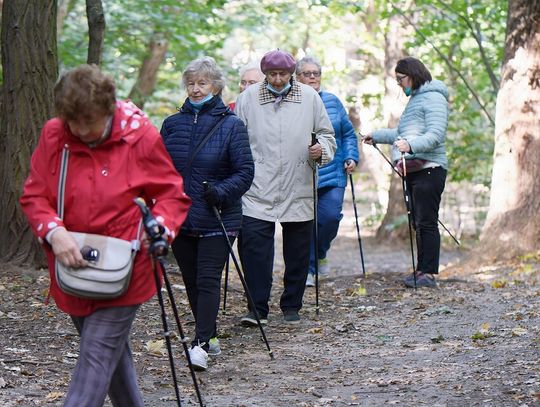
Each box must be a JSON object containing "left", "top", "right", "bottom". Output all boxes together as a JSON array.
[
  {"left": 0, "top": 0, "right": 539, "bottom": 266},
  {"left": 0, "top": 2, "right": 539, "bottom": 406}
]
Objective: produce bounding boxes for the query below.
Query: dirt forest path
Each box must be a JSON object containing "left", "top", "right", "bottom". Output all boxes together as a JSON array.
[{"left": 0, "top": 206, "right": 539, "bottom": 406}]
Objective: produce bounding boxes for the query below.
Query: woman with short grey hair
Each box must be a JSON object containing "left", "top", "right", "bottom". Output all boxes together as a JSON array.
[
  {"left": 182, "top": 56, "right": 225, "bottom": 94},
  {"left": 296, "top": 55, "right": 359, "bottom": 287},
  {"left": 295, "top": 56, "right": 322, "bottom": 76},
  {"left": 161, "top": 56, "right": 254, "bottom": 371}
]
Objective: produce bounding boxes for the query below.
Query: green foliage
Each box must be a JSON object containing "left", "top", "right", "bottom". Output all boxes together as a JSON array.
[
  {"left": 59, "top": 0, "right": 231, "bottom": 105},
  {"left": 55, "top": 0, "right": 506, "bottom": 181},
  {"left": 387, "top": 0, "right": 506, "bottom": 185}
]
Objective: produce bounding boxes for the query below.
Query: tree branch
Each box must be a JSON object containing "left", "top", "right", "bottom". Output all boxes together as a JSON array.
[
  {"left": 433, "top": 0, "right": 500, "bottom": 92},
  {"left": 393, "top": 6, "right": 495, "bottom": 126},
  {"left": 86, "top": 0, "right": 105, "bottom": 65},
  {"left": 128, "top": 37, "right": 168, "bottom": 109}
]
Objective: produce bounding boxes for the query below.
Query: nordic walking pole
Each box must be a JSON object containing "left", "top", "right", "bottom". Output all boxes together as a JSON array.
[
  {"left": 222, "top": 257, "right": 229, "bottom": 314},
  {"left": 400, "top": 152, "right": 418, "bottom": 290},
  {"left": 370, "top": 142, "right": 460, "bottom": 246},
  {"left": 134, "top": 198, "right": 205, "bottom": 407},
  {"left": 149, "top": 258, "right": 183, "bottom": 407},
  {"left": 348, "top": 172, "right": 366, "bottom": 277},
  {"left": 203, "top": 182, "right": 274, "bottom": 360},
  {"left": 311, "top": 132, "right": 320, "bottom": 315},
  {"left": 156, "top": 259, "right": 206, "bottom": 406}
]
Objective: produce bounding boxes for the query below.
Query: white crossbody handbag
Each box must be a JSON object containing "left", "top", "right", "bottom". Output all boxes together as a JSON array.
[{"left": 54, "top": 145, "right": 142, "bottom": 300}]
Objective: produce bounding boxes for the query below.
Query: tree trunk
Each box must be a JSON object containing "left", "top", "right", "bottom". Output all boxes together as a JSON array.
[
  {"left": 86, "top": 0, "right": 105, "bottom": 65},
  {"left": 479, "top": 0, "right": 540, "bottom": 258},
  {"left": 375, "top": 16, "right": 409, "bottom": 242},
  {"left": 0, "top": 0, "right": 58, "bottom": 266},
  {"left": 57, "top": 0, "right": 77, "bottom": 36},
  {"left": 128, "top": 37, "right": 168, "bottom": 109}
]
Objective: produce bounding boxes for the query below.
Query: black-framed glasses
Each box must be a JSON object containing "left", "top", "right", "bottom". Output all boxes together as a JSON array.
[
  {"left": 396, "top": 74, "right": 408, "bottom": 84},
  {"left": 300, "top": 71, "right": 321, "bottom": 78}
]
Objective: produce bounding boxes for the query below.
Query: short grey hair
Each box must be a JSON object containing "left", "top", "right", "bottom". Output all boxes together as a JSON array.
[
  {"left": 182, "top": 56, "right": 225, "bottom": 93},
  {"left": 239, "top": 60, "right": 263, "bottom": 78},
  {"left": 295, "top": 56, "right": 322, "bottom": 76}
]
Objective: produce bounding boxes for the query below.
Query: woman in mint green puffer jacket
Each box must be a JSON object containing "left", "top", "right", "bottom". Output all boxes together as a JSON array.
[{"left": 364, "top": 57, "right": 449, "bottom": 288}]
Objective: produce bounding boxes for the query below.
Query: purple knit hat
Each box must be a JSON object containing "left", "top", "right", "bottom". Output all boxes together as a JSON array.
[{"left": 260, "top": 49, "right": 296, "bottom": 73}]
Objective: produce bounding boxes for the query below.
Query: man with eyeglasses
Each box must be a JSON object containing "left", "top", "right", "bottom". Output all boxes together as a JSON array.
[
  {"left": 296, "top": 56, "right": 360, "bottom": 287},
  {"left": 235, "top": 49, "right": 336, "bottom": 325}
]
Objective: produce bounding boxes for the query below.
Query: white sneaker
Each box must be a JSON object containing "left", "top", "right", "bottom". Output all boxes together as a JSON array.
[
  {"left": 318, "top": 259, "right": 330, "bottom": 278},
  {"left": 305, "top": 273, "right": 315, "bottom": 287},
  {"left": 188, "top": 345, "right": 208, "bottom": 371},
  {"left": 208, "top": 337, "right": 221, "bottom": 356}
]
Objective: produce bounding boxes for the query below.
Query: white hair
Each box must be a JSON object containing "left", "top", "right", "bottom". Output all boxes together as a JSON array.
[
  {"left": 239, "top": 60, "right": 263, "bottom": 78},
  {"left": 182, "top": 56, "right": 225, "bottom": 93}
]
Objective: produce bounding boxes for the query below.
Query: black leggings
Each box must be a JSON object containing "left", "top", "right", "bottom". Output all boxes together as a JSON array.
[{"left": 171, "top": 234, "right": 232, "bottom": 348}]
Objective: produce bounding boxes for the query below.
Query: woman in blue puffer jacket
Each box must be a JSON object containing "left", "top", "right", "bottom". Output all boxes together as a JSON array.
[
  {"left": 364, "top": 57, "right": 449, "bottom": 288},
  {"left": 296, "top": 56, "right": 360, "bottom": 287},
  {"left": 160, "top": 57, "right": 254, "bottom": 371}
]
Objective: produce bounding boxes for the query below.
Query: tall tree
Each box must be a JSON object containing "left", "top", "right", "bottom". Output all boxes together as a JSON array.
[
  {"left": 374, "top": 15, "right": 409, "bottom": 242},
  {"left": 86, "top": 0, "right": 105, "bottom": 65},
  {"left": 479, "top": 0, "right": 540, "bottom": 258},
  {"left": 0, "top": 0, "right": 58, "bottom": 265}
]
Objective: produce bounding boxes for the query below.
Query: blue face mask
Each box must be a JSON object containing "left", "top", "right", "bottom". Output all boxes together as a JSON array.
[
  {"left": 266, "top": 82, "right": 291, "bottom": 96},
  {"left": 404, "top": 87, "right": 412, "bottom": 97},
  {"left": 189, "top": 93, "right": 214, "bottom": 109}
]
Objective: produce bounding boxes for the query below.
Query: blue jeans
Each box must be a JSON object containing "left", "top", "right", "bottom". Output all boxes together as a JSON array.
[
  {"left": 238, "top": 216, "right": 313, "bottom": 318},
  {"left": 308, "top": 186, "right": 345, "bottom": 275}
]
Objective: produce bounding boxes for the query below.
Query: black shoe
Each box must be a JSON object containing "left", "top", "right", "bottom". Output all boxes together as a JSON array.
[
  {"left": 283, "top": 310, "right": 300, "bottom": 325},
  {"left": 240, "top": 312, "right": 267, "bottom": 327}
]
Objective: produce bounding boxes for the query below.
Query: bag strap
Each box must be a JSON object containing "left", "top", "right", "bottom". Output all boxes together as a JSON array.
[
  {"left": 56, "top": 144, "right": 144, "bottom": 247},
  {"left": 181, "top": 114, "right": 228, "bottom": 172},
  {"left": 57, "top": 145, "right": 69, "bottom": 219}
]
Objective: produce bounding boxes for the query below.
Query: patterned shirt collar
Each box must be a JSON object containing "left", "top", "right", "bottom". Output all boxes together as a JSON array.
[{"left": 258, "top": 78, "right": 302, "bottom": 105}]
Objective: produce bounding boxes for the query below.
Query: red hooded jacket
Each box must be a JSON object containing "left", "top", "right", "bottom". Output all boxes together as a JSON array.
[{"left": 20, "top": 100, "right": 191, "bottom": 316}]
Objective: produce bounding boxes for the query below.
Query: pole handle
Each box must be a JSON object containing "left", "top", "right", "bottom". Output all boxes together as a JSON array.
[
  {"left": 311, "top": 132, "right": 317, "bottom": 147},
  {"left": 401, "top": 152, "right": 407, "bottom": 177}
]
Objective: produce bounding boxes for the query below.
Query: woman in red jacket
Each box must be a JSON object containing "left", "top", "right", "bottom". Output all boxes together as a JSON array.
[{"left": 20, "top": 64, "right": 191, "bottom": 407}]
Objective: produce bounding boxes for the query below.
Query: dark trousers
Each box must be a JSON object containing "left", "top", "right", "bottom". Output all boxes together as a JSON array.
[
  {"left": 172, "top": 234, "right": 231, "bottom": 348},
  {"left": 66, "top": 305, "right": 143, "bottom": 407},
  {"left": 238, "top": 216, "right": 313, "bottom": 318},
  {"left": 407, "top": 166, "right": 447, "bottom": 274}
]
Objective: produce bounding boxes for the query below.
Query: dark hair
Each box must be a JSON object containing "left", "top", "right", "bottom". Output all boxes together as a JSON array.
[
  {"left": 54, "top": 64, "right": 116, "bottom": 121},
  {"left": 395, "top": 57, "right": 432, "bottom": 90}
]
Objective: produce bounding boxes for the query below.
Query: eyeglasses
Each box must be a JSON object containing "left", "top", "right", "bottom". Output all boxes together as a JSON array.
[
  {"left": 299, "top": 71, "right": 321, "bottom": 78},
  {"left": 396, "top": 74, "right": 408, "bottom": 84},
  {"left": 240, "top": 80, "right": 259, "bottom": 87}
]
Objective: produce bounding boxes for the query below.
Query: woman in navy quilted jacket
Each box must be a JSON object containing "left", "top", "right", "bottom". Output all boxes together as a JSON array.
[
  {"left": 363, "top": 57, "right": 449, "bottom": 289},
  {"left": 296, "top": 56, "right": 359, "bottom": 287},
  {"left": 161, "top": 56, "right": 254, "bottom": 371}
]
